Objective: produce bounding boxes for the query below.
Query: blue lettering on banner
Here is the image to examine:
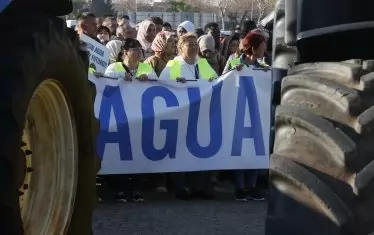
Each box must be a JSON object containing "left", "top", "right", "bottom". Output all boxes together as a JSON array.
[
  {"left": 141, "top": 86, "right": 179, "bottom": 161},
  {"left": 97, "top": 86, "right": 133, "bottom": 160},
  {"left": 231, "top": 76, "right": 265, "bottom": 156},
  {"left": 186, "top": 83, "right": 223, "bottom": 158}
]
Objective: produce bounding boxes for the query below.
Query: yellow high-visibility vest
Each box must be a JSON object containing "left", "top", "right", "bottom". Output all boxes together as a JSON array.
[
  {"left": 88, "top": 67, "right": 95, "bottom": 74},
  {"left": 166, "top": 58, "right": 217, "bottom": 80},
  {"left": 229, "top": 56, "right": 270, "bottom": 68},
  {"left": 111, "top": 62, "right": 153, "bottom": 77},
  {"left": 229, "top": 58, "right": 242, "bottom": 67}
]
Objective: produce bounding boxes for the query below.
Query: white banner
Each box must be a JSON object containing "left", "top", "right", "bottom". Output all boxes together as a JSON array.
[
  {"left": 89, "top": 67, "right": 272, "bottom": 175},
  {"left": 80, "top": 34, "right": 110, "bottom": 73}
]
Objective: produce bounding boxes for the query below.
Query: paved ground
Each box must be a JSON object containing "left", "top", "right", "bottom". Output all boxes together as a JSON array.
[{"left": 92, "top": 192, "right": 267, "bottom": 235}]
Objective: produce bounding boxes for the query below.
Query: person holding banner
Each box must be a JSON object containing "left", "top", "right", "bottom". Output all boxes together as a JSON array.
[
  {"left": 144, "top": 31, "right": 176, "bottom": 77},
  {"left": 223, "top": 32, "right": 269, "bottom": 75},
  {"left": 159, "top": 33, "right": 217, "bottom": 82},
  {"left": 102, "top": 38, "right": 158, "bottom": 202},
  {"left": 104, "top": 38, "right": 158, "bottom": 82},
  {"left": 197, "top": 34, "right": 226, "bottom": 75},
  {"left": 158, "top": 32, "right": 217, "bottom": 200},
  {"left": 222, "top": 32, "right": 268, "bottom": 201},
  {"left": 76, "top": 12, "right": 100, "bottom": 43}
]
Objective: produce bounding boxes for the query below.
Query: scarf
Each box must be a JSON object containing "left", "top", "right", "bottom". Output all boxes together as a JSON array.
[
  {"left": 136, "top": 20, "right": 156, "bottom": 52},
  {"left": 105, "top": 39, "right": 122, "bottom": 64},
  {"left": 151, "top": 31, "right": 173, "bottom": 52}
]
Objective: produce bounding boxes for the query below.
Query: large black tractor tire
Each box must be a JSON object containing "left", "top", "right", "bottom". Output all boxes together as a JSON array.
[
  {"left": 270, "top": 0, "right": 297, "bottom": 151},
  {"left": 0, "top": 11, "right": 98, "bottom": 235},
  {"left": 272, "top": 0, "right": 297, "bottom": 71},
  {"left": 266, "top": 60, "right": 374, "bottom": 235}
]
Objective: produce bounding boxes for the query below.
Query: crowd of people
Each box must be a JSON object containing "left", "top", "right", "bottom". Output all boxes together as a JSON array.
[{"left": 75, "top": 12, "right": 272, "bottom": 203}]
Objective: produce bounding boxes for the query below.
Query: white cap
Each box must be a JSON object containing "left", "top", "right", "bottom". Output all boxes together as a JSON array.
[{"left": 178, "top": 21, "right": 195, "bottom": 33}]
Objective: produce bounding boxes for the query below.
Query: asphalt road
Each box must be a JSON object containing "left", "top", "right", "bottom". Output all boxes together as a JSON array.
[{"left": 92, "top": 192, "right": 267, "bottom": 235}]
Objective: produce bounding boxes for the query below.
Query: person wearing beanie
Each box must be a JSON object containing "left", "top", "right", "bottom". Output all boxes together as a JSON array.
[{"left": 198, "top": 35, "right": 225, "bottom": 75}]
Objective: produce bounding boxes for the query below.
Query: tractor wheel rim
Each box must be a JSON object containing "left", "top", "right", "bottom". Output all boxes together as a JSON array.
[{"left": 20, "top": 79, "right": 78, "bottom": 235}]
